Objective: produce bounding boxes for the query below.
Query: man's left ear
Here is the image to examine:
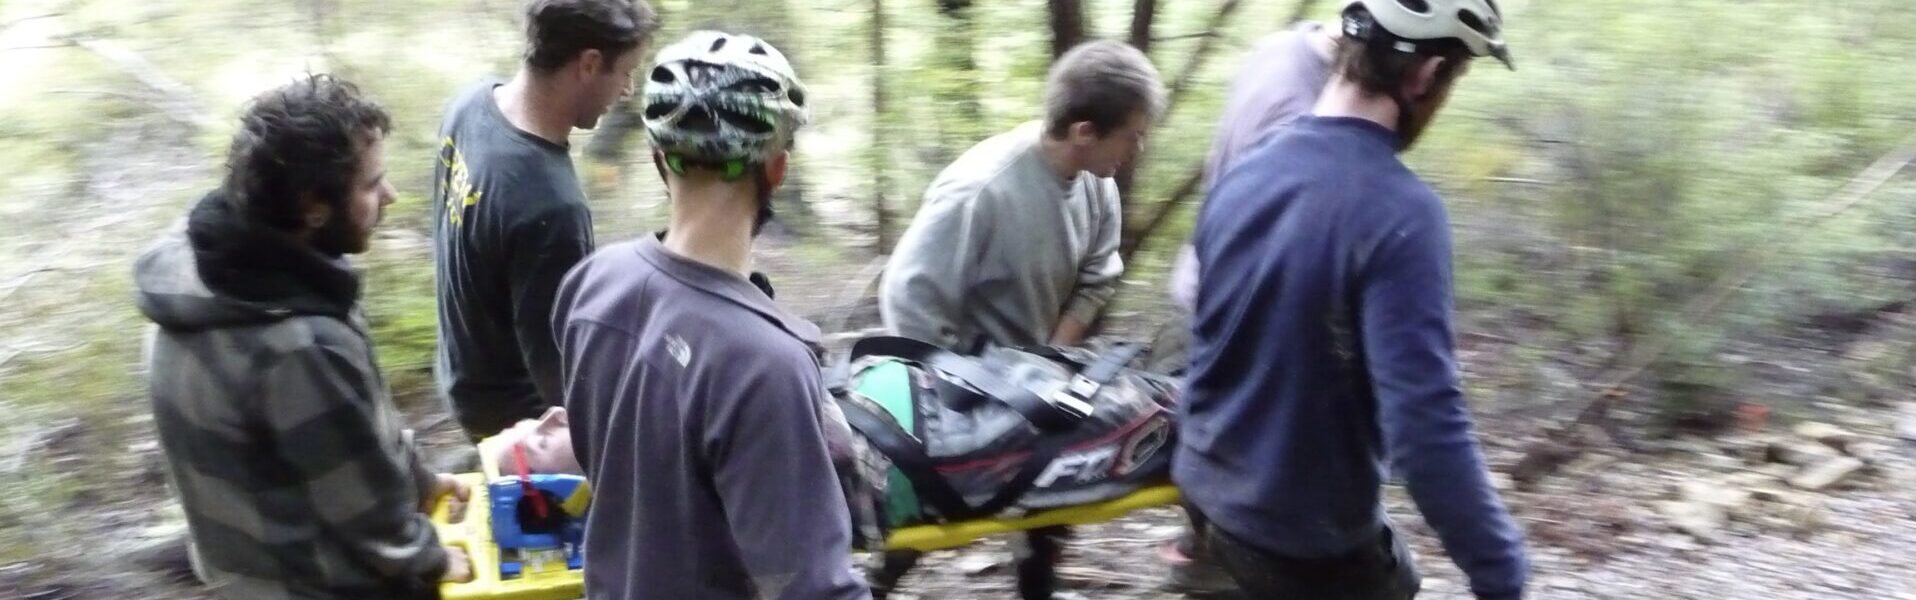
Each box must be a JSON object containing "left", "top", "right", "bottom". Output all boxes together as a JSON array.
[
  {"left": 579, "top": 49, "right": 606, "bottom": 78},
  {"left": 1068, "top": 121, "right": 1101, "bottom": 145},
  {"left": 1409, "top": 55, "right": 1463, "bottom": 99},
  {"left": 1409, "top": 55, "right": 1449, "bottom": 99},
  {"left": 300, "top": 193, "right": 332, "bottom": 230},
  {"left": 763, "top": 151, "right": 791, "bottom": 189}
]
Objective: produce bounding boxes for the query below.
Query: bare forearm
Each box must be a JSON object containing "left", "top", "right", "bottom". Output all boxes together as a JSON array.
[{"left": 1050, "top": 315, "right": 1091, "bottom": 346}]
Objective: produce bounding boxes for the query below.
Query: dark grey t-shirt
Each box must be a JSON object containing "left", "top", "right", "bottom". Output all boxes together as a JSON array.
[
  {"left": 431, "top": 80, "right": 593, "bottom": 438},
  {"left": 552, "top": 236, "right": 870, "bottom": 600}
]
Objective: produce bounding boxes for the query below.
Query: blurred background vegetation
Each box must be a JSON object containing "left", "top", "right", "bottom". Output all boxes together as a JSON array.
[{"left": 2, "top": 0, "right": 1915, "bottom": 595}]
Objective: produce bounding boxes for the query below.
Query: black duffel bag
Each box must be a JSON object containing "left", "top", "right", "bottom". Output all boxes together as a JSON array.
[{"left": 827, "top": 336, "right": 1179, "bottom": 547}]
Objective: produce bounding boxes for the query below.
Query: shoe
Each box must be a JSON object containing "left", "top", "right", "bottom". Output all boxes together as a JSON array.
[{"left": 1157, "top": 539, "right": 1240, "bottom": 597}]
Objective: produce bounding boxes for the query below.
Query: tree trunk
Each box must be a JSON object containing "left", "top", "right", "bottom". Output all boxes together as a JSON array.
[
  {"left": 931, "top": 0, "right": 982, "bottom": 162},
  {"left": 1129, "top": 0, "right": 1158, "bottom": 53},
  {"left": 871, "top": 0, "right": 894, "bottom": 251},
  {"left": 1048, "top": 0, "right": 1088, "bottom": 59},
  {"left": 1111, "top": 0, "right": 1162, "bottom": 200},
  {"left": 1164, "top": 0, "right": 1246, "bottom": 112},
  {"left": 1119, "top": 163, "right": 1204, "bottom": 261},
  {"left": 1113, "top": 0, "right": 1247, "bottom": 255}
]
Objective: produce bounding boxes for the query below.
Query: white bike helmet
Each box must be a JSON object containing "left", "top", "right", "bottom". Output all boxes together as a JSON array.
[
  {"left": 1342, "top": 0, "right": 1513, "bottom": 70},
  {"left": 642, "top": 31, "right": 809, "bottom": 177}
]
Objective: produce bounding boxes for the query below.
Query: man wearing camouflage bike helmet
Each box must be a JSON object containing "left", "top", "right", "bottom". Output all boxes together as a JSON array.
[
  {"left": 550, "top": 31, "right": 871, "bottom": 600},
  {"left": 1177, "top": 0, "right": 1529, "bottom": 599}
]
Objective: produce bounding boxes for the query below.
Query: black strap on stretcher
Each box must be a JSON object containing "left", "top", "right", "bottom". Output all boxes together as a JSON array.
[
  {"left": 837, "top": 393, "right": 977, "bottom": 521},
  {"left": 1027, "top": 342, "right": 1148, "bottom": 412},
  {"left": 837, "top": 336, "right": 1147, "bottom": 522},
  {"left": 848, "top": 336, "right": 1149, "bottom": 430}
]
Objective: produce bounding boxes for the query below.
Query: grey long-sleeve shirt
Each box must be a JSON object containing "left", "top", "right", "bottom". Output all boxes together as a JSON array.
[{"left": 880, "top": 121, "right": 1124, "bottom": 351}]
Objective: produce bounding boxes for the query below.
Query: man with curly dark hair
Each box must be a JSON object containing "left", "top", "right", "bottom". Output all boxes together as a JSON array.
[{"left": 137, "top": 74, "right": 473, "bottom": 600}]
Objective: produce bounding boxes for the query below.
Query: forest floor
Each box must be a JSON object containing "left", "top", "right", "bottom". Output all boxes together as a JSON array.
[{"left": 6, "top": 217, "right": 1916, "bottom": 599}]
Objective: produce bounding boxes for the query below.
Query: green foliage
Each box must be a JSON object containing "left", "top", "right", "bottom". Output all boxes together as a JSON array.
[
  {"left": 1422, "top": 0, "right": 1916, "bottom": 413},
  {"left": 361, "top": 200, "right": 440, "bottom": 372}
]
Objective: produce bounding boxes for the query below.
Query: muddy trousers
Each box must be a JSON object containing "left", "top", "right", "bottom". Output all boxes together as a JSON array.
[
  {"left": 869, "top": 526, "right": 1071, "bottom": 600},
  {"left": 1205, "top": 523, "right": 1421, "bottom": 600}
]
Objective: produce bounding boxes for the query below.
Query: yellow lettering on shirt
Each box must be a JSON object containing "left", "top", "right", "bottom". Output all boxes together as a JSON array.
[{"left": 440, "top": 137, "right": 482, "bottom": 227}]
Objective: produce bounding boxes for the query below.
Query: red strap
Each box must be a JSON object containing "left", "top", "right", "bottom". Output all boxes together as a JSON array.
[{"left": 513, "top": 442, "right": 550, "bottom": 520}]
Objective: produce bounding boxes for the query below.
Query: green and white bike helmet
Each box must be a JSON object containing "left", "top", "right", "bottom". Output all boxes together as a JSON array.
[
  {"left": 642, "top": 31, "right": 810, "bottom": 180},
  {"left": 1342, "top": 0, "right": 1513, "bottom": 70}
]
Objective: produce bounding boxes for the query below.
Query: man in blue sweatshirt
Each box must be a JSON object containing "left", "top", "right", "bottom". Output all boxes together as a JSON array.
[{"left": 1176, "top": 1, "right": 1528, "bottom": 599}]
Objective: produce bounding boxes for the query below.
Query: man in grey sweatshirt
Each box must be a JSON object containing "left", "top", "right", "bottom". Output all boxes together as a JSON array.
[
  {"left": 881, "top": 40, "right": 1164, "bottom": 357},
  {"left": 875, "top": 40, "right": 1165, "bottom": 599}
]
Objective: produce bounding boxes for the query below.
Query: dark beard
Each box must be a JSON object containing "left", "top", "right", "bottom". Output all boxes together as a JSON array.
[
  {"left": 1390, "top": 94, "right": 1439, "bottom": 152},
  {"left": 1395, "top": 63, "right": 1462, "bottom": 152},
  {"left": 186, "top": 190, "right": 362, "bottom": 317},
  {"left": 1398, "top": 112, "right": 1431, "bottom": 151},
  {"left": 310, "top": 211, "right": 367, "bottom": 256}
]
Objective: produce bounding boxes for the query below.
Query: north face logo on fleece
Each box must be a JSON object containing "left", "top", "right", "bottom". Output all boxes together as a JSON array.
[{"left": 666, "top": 334, "right": 691, "bottom": 367}]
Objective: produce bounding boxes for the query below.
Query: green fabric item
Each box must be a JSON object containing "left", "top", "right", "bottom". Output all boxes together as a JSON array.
[{"left": 853, "top": 359, "right": 921, "bottom": 526}]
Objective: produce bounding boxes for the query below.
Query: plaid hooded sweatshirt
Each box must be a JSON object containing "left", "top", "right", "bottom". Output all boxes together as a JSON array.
[{"left": 136, "top": 192, "right": 448, "bottom": 599}]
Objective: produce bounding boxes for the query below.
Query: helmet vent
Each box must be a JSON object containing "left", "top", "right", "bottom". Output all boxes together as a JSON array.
[
  {"left": 644, "top": 100, "right": 679, "bottom": 120},
  {"left": 709, "top": 37, "right": 728, "bottom": 53},
  {"left": 680, "top": 106, "right": 719, "bottom": 133},
  {"left": 650, "top": 66, "right": 676, "bottom": 84},
  {"left": 748, "top": 43, "right": 769, "bottom": 56},
  {"left": 788, "top": 87, "right": 806, "bottom": 108},
  {"left": 684, "top": 62, "right": 722, "bottom": 86},
  {"left": 1485, "top": 0, "right": 1502, "bottom": 18},
  {"left": 716, "top": 106, "right": 774, "bottom": 135},
  {"left": 725, "top": 77, "right": 782, "bottom": 94},
  {"left": 1395, "top": 0, "right": 1431, "bottom": 15},
  {"left": 1458, "top": 9, "right": 1495, "bottom": 36}
]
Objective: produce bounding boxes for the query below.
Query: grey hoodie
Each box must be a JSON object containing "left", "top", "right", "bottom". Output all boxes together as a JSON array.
[{"left": 136, "top": 192, "right": 446, "bottom": 600}]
